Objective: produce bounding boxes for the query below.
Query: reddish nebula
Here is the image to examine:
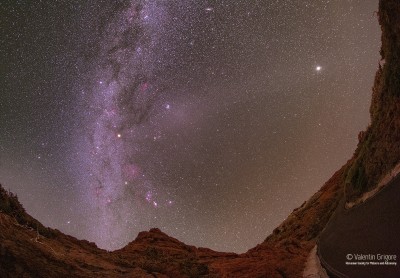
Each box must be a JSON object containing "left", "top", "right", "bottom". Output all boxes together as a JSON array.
[{"left": 123, "top": 164, "right": 140, "bottom": 180}]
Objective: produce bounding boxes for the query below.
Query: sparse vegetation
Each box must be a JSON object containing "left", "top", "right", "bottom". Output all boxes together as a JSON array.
[
  {"left": 0, "top": 184, "right": 55, "bottom": 238},
  {"left": 344, "top": 0, "right": 400, "bottom": 202},
  {"left": 180, "top": 258, "right": 209, "bottom": 277}
]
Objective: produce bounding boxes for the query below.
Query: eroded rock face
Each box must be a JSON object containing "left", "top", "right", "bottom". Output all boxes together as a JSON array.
[{"left": 345, "top": 0, "right": 400, "bottom": 202}]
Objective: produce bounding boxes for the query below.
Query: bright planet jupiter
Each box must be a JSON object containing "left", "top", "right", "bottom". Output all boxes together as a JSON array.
[{"left": 1, "top": 1, "right": 380, "bottom": 252}]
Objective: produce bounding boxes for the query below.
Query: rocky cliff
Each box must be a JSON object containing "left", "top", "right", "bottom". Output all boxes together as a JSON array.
[{"left": 345, "top": 0, "right": 400, "bottom": 202}]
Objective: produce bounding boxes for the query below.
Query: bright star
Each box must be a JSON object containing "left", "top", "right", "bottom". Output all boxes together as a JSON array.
[
  {"left": 316, "top": 66, "right": 322, "bottom": 71},
  {"left": 117, "top": 133, "right": 121, "bottom": 138}
]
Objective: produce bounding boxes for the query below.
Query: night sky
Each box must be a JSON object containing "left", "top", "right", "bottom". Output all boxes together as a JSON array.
[{"left": 1, "top": 0, "right": 380, "bottom": 252}]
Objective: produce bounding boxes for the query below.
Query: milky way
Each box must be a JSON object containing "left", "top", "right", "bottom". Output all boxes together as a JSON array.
[
  {"left": 1, "top": 0, "right": 380, "bottom": 252},
  {"left": 77, "top": 1, "right": 176, "bottom": 248}
]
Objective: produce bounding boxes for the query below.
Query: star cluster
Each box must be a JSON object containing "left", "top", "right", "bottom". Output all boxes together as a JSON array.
[{"left": 1, "top": 0, "right": 380, "bottom": 252}]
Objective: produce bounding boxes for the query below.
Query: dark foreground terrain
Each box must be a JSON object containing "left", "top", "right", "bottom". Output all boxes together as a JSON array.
[{"left": 319, "top": 174, "right": 400, "bottom": 278}]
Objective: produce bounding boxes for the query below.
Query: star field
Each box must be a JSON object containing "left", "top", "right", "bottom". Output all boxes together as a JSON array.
[{"left": 1, "top": 0, "right": 380, "bottom": 252}]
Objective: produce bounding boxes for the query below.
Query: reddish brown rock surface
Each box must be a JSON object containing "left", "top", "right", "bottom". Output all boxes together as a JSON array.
[{"left": 0, "top": 162, "right": 345, "bottom": 278}]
